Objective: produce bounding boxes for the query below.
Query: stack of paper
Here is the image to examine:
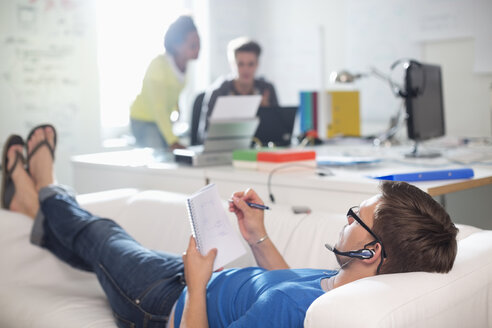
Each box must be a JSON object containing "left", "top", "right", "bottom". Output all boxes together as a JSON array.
[{"left": 256, "top": 149, "right": 316, "bottom": 172}]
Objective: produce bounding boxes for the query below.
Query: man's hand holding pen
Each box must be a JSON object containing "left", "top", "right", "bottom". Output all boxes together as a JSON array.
[{"left": 228, "top": 188, "right": 269, "bottom": 246}]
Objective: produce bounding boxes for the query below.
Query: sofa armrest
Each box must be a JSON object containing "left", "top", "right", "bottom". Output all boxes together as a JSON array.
[{"left": 304, "top": 230, "right": 492, "bottom": 327}]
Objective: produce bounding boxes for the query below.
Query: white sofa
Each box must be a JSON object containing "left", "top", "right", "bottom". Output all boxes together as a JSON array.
[{"left": 0, "top": 188, "right": 491, "bottom": 327}]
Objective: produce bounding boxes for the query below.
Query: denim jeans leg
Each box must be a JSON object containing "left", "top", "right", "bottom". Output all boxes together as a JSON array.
[
  {"left": 130, "top": 119, "right": 168, "bottom": 149},
  {"left": 38, "top": 187, "right": 186, "bottom": 327}
]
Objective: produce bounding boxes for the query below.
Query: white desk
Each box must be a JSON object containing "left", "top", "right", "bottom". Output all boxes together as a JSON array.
[
  {"left": 204, "top": 155, "right": 492, "bottom": 213},
  {"left": 72, "top": 149, "right": 206, "bottom": 195},
  {"left": 71, "top": 144, "right": 492, "bottom": 215}
]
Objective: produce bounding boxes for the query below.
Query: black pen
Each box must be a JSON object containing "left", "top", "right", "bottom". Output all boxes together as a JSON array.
[
  {"left": 245, "top": 201, "right": 270, "bottom": 210},
  {"left": 228, "top": 199, "right": 271, "bottom": 211}
]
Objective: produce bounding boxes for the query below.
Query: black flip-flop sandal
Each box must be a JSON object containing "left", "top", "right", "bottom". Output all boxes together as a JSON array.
[
  {"left": 1, "top": 135, "right": 26, "bottom": 209},
  {"left": 25, "top": 124, "right": 57, "bottom": 170}
]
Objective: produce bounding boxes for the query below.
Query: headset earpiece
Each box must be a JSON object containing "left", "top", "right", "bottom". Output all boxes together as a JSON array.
[
  {"left": 325, "top": 244, "right": 375, "bottom": 260},
  {"left": 352, "top": 249, "right": 375, "bottom": 259}
]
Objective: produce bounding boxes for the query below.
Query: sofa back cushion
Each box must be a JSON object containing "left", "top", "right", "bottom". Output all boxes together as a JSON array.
[{"left": 97, "top": 190, "right": 347, "bottom": 269}]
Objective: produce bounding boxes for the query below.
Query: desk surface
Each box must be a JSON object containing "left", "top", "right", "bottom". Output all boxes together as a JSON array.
[
  {"left": 202, "top": 142, "right": 492, "bottom": 195},
  {"left": 72, "top": 148, "right": 204, "bottom": 176},
  {"left": 71, "top": 143, "right": 492, "bottom": 210},
  {"left": 203, "top": 164, "right": 492, "bottom": 197},
  {"left": 71, "top": 148, "right": 205, "bottom": 195}
]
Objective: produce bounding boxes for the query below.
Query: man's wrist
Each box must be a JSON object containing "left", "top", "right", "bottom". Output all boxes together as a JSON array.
[
  {"left": 256, "top": 235, "right": 269, "bottom": 244},
  {"left": 249, "top": 234, "right": 269, "bottom": 246},
  {"left": 187, "top": 285, "right": 207, "bottom": 295}
]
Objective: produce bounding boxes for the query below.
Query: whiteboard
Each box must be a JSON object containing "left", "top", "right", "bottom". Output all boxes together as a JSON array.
[{"left": 0, "top": 0, "right": 101, "bottom": 184}]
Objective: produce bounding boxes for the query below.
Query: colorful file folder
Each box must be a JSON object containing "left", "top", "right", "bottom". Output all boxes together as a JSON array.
[{"left": 372, "top": 168, "right": 474, "bottom": 182}]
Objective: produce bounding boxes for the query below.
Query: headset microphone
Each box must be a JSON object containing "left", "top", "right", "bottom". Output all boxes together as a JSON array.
[{"left": 324, "top": 244, "right": 375, "bottom": 260}]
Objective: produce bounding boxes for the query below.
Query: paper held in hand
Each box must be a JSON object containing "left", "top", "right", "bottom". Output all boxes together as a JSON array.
[{"left": 186, "top": 184, "right": 246, "bottom": 270}]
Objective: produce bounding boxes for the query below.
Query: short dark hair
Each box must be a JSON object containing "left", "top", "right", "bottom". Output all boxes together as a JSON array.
[
  {"left": 373, "top": 181, "right": 458, "bottom": 274},
  {"left": 227, "top": 37, "right": 261, "bottom": 63},
  {"left": 164, "top": 15, "right": 197, "bottom": 55}
]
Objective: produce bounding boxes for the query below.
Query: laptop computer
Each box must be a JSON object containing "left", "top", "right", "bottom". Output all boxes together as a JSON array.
[
  {"left": 175, "top": 95, "right": 262, "bottom": 166},
  {"left": 174, "top": 119, "right": 259, "bottom": 166},
  {"left": 254, "top": 106, "right": 298, "bottom": 147}
]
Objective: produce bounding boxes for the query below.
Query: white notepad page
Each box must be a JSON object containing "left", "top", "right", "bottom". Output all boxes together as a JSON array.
[{"left": 186, "top": 184, "right": 246, "bottom": 270}]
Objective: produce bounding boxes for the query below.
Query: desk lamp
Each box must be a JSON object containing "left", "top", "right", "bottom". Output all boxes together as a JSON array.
[
  {"left": 330, "top": 66, "right": 406, "bottom": 145},
  {"left": 330, "top": 70, "right": 367, "bottom": 83}
]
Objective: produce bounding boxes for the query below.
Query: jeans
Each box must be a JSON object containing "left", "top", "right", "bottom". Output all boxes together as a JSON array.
[
  {"left": 32, "top": 186, "right": 185, "bottom": 328},
  {"left": 130, "top": 118, "right": 169, "bottom": 149}
]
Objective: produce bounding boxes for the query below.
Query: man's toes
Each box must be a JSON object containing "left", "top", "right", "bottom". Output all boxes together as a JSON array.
[
  {"left": 27, "top": 133, "right": 36, "bottom": 154},
  {"left": 45, "top": 127, "right": 55, "bottom": 149},
  {"left": 33, "top": 128, "right": 45, "bottom": 144},
  {"left": 27, "top": 128, "right": 44, "bottom": 155},
  {"left": 7, "top": 144, "right": 22, "bottom": 158},
  {"left": 7, "top": 145, "right": 24, "bottom": 172}
]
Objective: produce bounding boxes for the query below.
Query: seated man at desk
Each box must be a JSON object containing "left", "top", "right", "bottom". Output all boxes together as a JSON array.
[
  {"left": 2, "top": 126, "right": 457, "bottom": 327},
  {"left": 200, "top": 37, "right": 279, "bottom": 139}
]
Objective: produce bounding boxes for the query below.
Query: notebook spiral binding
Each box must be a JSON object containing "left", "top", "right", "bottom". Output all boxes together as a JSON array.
[{"left": 186, "top": 198, "right": 202, "bottom": 251}]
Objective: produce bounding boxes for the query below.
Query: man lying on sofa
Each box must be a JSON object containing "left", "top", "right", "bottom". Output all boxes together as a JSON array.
[{"left": 2, "top": 124, "right": 458, "bottom": 328}]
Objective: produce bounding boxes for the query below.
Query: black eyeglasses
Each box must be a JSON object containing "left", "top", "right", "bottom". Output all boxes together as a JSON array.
[{"left": 347, "top": 206, "right": 387, "bottom": 260}]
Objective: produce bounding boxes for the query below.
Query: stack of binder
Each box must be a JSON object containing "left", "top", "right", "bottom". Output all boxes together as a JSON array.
[{"left": 299, "top": 90, "right": 361, "bottom": 139}]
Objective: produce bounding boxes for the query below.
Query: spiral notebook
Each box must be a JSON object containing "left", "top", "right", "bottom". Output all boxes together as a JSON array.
[{"left": 186, "top": 184, "right": 246, "bottom": 270}]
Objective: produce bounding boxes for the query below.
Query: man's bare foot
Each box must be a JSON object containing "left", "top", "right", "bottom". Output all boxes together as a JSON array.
[
  {"left": 27, "top": 127, "right": 55, "bottom": 191},
  {"left": 7, "top": 145, "right": 39, "bottom": 219}
]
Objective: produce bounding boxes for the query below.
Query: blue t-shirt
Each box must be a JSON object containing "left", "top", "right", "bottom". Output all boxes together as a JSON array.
[{"left": 173, "top": 267, "right": 337, "bottom": 328}]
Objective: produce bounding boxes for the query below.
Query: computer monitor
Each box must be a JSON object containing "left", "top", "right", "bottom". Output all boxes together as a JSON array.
[
  {"left": 404, "top": 62, "right": 445, "bottom": 157},
  {"left": 254, "top": 106, "right": 298, "bottom": 147}
]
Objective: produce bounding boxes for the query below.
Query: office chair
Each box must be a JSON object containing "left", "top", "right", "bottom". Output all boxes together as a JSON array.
[{"left": 190, "top": 92, "right": 205, "bottom": 145}]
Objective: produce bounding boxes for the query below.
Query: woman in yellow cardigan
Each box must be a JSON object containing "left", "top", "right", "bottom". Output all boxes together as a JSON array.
[{"left": 130, "top": 16, "right": 200, "bottom": 150}]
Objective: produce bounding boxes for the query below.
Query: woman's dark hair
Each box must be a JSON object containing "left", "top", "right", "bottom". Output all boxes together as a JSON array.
[
  {"left": 373, "top": 181, "right": 458, "bottom": 274},
  {"left": 164, "top": 15, "right": 197, "bottom": 55}
]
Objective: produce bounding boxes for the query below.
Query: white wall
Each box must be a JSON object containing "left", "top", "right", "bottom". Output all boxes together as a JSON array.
[
  {"left": 256, "top": 0, "right": 347, "bottom": 106},
  {"left": 207, "top": 0, "right": 261, "bottom": 82},
  {"left": 423, "top": 39, "right": 492, "bottom": 137}
]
